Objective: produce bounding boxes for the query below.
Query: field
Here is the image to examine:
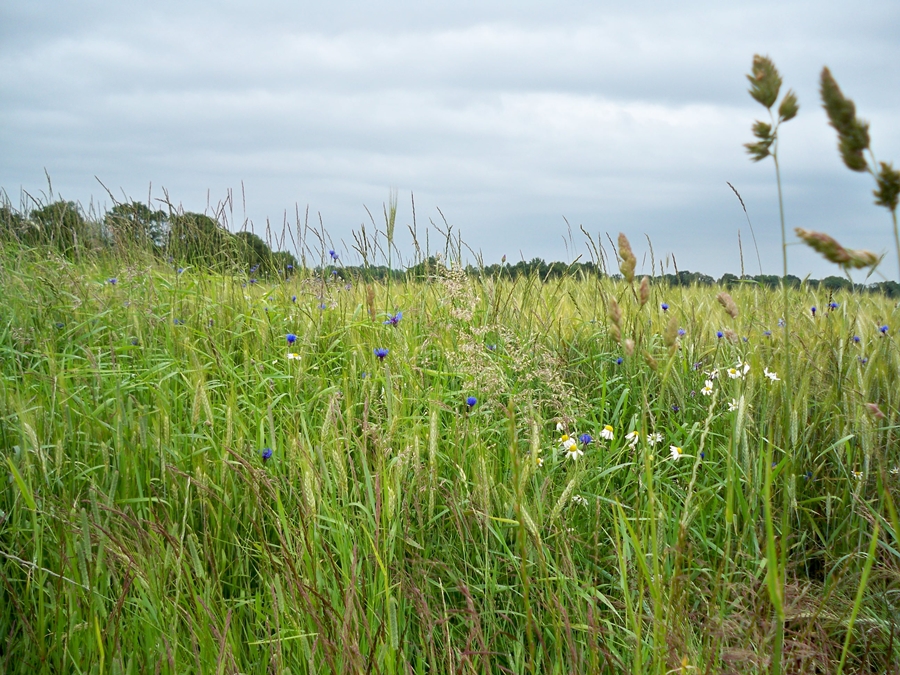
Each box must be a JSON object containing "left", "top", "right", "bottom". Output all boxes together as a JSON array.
[{"left": 1, "top": 226, "right": 898, "bottom": 675}]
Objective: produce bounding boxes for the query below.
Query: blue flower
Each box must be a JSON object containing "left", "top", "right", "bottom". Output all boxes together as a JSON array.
[
  {"left": 486, "top": 344, "right": 497, "bottom": 351},
  {"left": 319, "top": 302, "right": 327, "bottom": 310},
  {"left": 249, "top": 278, "right": 257, "bottom": 284},
  {"left": 250, "top": 264, "right": 259, "bottom": 274},
  {"left": 859, "top": 356, "right": 868, "bottom": 365},
  {"left": 579, "top": 433, "right": 592, "bottom": 445},
  {"left": 286, "top": 264, "right": 294, "bottom": 271},
  {"left": 778, "top": 318, "right": 785, "bottom": 327},
  {"left": 292, "top": 295, "right": 297, "bottom": 303},
  {"left": 678, "top": 328, "right": 686, "bottom": 336},
  {"left": 131, "top": 338, "right": 139, "bottom": 345},
  {"left": 763, "top": 330, "right": 772, "bottom": 337},
  {"left": 880, "top": 325, "right": 889, "bottom": 335},
  {"left": 811, "top": 306, "right": 816, "bottom": 316},
  {"left": 174, "top": 318, "right": 184, "bottom": 325},
  {"left": 852, "top": 335, "right": 860, "bottom": 343},
  {"left": 261, "top": 447, "right": 272, "bottom": 462},
  {"left": 616, "top": 357, "right": 623, "bottom": 365},
  {"left": 692, "top": 361, "right": 703, "bottom": 370},
  {"left": 384, "top": 311, "right": 402, "bottom": 326},
  {"left": 671, "top": 404, "right": 680, "bottom": 413},
  {"left": 55, "top": 322, "right": 65, "bottom": 329},
  {"left": 287, "top": 333, "right": 297, "bottom": 344},
  {"left": 329, "top": 250, "right": 339, "bottom": 261},
  {"left": 107, "top": 277, "right": 117, "bottom": 285},
  {"left": 829, "top": 302, "right": 838, "bottom": 310},
  {"left": 331, "top": 270, "right": 338, "bottom": 276},
  {"left": 804, "top": 470, "right": 813, "bottom": 480},
  {"left": 466, "top": 396, "right": 477, "bottom": 409},
  {"left": 374, "top": 347, "right": 389, "bottom": 361},
  {"left": 700, "top": 451, "right": 706, "bottom": 460},
  {"left": 661, "top": 303, "right": 669, "bottom": 311},
  {"left": 716, "top": 331, "right": 723, "bottom": 339}
]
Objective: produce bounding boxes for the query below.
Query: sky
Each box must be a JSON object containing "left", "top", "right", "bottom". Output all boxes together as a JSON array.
[{"left": 2, "top": 0, "right": 899, "bottom": 279}]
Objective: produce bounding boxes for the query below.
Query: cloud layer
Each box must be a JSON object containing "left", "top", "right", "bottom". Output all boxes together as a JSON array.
[{"left": 2, "top": 0, "right": 899, "bottom": 277}]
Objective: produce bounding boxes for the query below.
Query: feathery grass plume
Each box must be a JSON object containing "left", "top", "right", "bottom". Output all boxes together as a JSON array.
[
  {"left": 820, "top": 67, "right": 870, "bottom": 172},
  {"left": 664, "top": 314, "right": 679, "bottom": 353},
  {"left": 820, "top": 66, "right": 900, "bottom": 279},
  {"left": 366, "top": 284, "right": 376, "bottom": 322},
  {"left": 623, "top": 338, "right": 635, "bottom": 356},
  {"left": 723, "top": 329, "right": 739, "bottom": 343},
  {"left": 642, "top": 350, "right": 658, "bottom": 371},
  {"left": 609, "top": 323, "right": 621, "bottom": 343},
  {"left": 794, "top": 228, "right": 879, "bottom": 270},
  {"left": 716, "top": 291, "right": 739, "bottom": 319},
  {"left": 639, "top": 276, "right": 650, "bottom": 307},
  {"left": 618, "top": 233, "right": 636, "bottom": 283},
  {"left": 744, "top": 56, "right": 798, "bottom": 163},
  {"left": 747, "top": 54, "right": 782, "bottom": 109},
  {"left": 609, "top": 297, "right": 622, "bottom": 327}
]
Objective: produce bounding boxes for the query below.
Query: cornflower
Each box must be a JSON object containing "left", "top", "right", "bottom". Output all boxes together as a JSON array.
[
  {"left": 811, "top": 306, "right": 817, "bottom": 316},
  {"left": 579, "top": 433, "right": 592, "bottom": 446},
  {"left": 466, "top": 396, "right": 477, "bottom": 409},
  {"left": 829, "top": 301, "right": 839, "bottom": 310},
  {"left": 107, "top": 277, "right": 117, "bottom": 285},
  {"left": 287, "top": 333, "right": 297, "bottom": 344},
  {"left": 384, "top": 311, "right": 402, "bottom": 326},
  {"left": 374, "top": 347, "right": 389, "bottom": 361},
  {"left": 661, "top": 303, "right": 669, "bottom": 311},
  {"left": 261, "top": 448, "right": 273, "bottom": 462},
  {"left": 329, "top": 250, "right": 339, "bottom": 261},
  {"left": 880, "top": 325, "right": 889, "bottom": 335}
]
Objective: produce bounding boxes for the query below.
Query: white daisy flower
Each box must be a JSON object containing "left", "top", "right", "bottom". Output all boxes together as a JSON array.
[
  {"left": 700, "top": 380, "right": 714, "bottom": 396},
  {"left": 764, "top": 367, "right": 780, "bottom": 382},
  {"left": 625, "top": 430, "right": 640, "bottom": 447},
  {"left": 647, "top": 432, "right": 663, "bottom": 446},
  {"left": 669, "top": 445, "right": 684, "bottom": 460},
  {"left": 287, "top": 352, "right": 301, "bottom": 360},
  {"left": 599, "top": 425, "right": 615, "bottom": 440},
  {"left": 727, "top": 398, "right": 738, "bottom": 412}
]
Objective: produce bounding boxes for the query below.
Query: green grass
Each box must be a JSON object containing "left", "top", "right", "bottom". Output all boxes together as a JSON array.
[{"left": 1, "top": 240, "right": 899, "bottom": 674}]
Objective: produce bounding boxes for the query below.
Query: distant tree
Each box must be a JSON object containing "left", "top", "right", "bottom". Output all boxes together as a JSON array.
[
  {"left": 235, "top": 231, "right": 272, "bottom": 272},
  {"left": 0, "top": 203, "right": 29, "bottom": 243},
  {"left": 30, "top": 200, "right": 93, "bottom": 255},
  {"left": 820, "top": 275, "right": 852, "bottom": 290},
  {"left": 167, "top": 212, "right": 237, "bottom": 269},
  {"left": 105, "top": 202, "right": 168, "bottom": 251}
]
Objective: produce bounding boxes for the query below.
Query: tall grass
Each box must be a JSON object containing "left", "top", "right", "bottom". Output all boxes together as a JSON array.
[{"left": 1, "top": 216, "right": 898, "bottom": 673}]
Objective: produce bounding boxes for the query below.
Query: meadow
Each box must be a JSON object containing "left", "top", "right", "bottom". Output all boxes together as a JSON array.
[
  {"left": 0, "top": 221, "right": 898, "bottom": 674},
  {"left": 2, "top": 54, "right": 900, "bottom": 675}
]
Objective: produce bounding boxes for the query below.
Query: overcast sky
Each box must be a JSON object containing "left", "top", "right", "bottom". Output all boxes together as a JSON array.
[{"left": 2, "top": 1, "right": 899, "bottom": 278}]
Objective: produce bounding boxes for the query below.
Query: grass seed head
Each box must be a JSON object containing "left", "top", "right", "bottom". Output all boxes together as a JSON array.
[
  {"left": 609, "top": 297, "right": 622, "bottom": 327},
  {"left": 716, "top": 291, "right": 739, "bottom": 319},
  {"left": 795, "top": 228, "right": 879, "bottom": 270},
  {"left": 820, "top": 66, "right": 870, "bottom": 172},
  {"left": 639, "top": 276, "right": 650, "bottom": 307},
  {"left": 618, "top": 233, "right": 636, "bottom": 283},
  {"left": 747, "top": 54, "right": 782, "bottom": 110}
]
